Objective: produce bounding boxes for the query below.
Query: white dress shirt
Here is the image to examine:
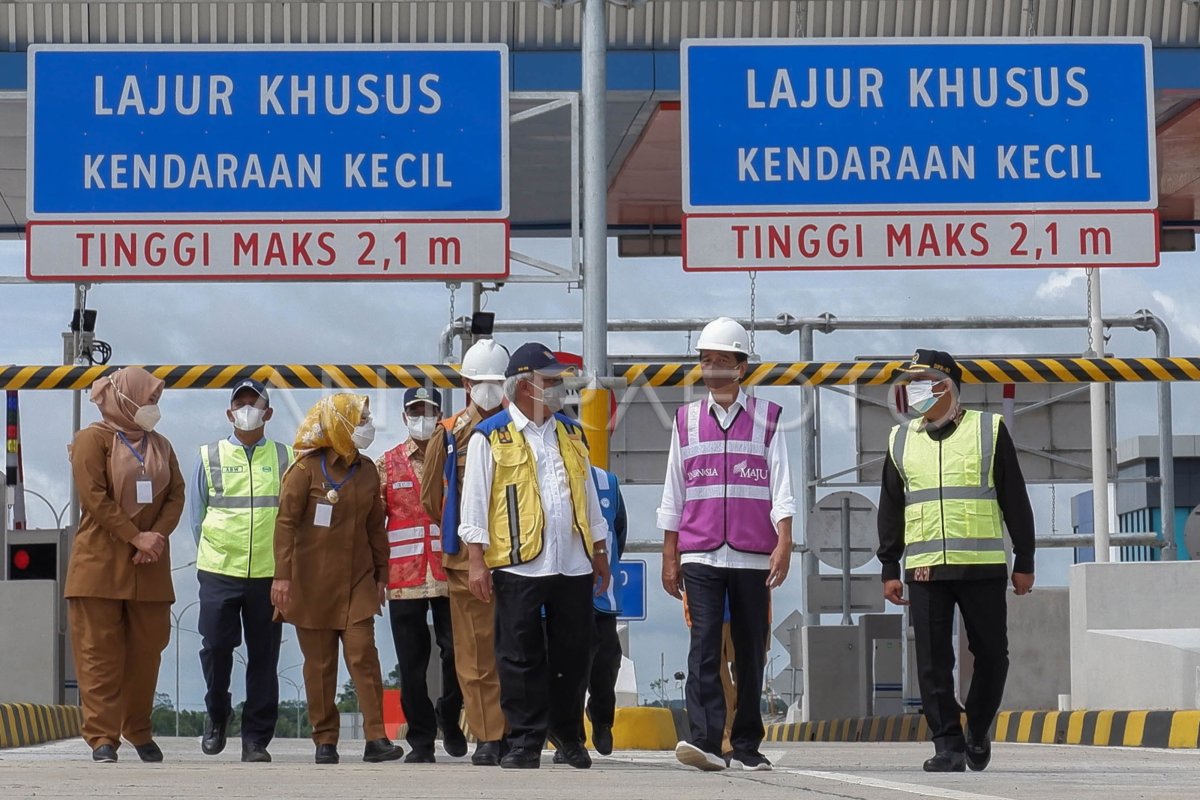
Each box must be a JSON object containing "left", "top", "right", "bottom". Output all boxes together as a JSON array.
[
  {"left": 657, "top": 389, "right": 796, "bottom": 570},
  {"left": 459, "top": 404, "right": 608, "bottom": 577}
]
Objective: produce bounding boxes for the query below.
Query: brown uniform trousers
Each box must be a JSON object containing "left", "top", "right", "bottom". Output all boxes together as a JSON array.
[
  {"left": 275, "top": 450, "right": 390, "bottom": 745},
  {"left": 65, "top": 426, "right": 186, "bottom": 750},
  {"left": 422, "top": 409, "right": 507, "bottom": 742}
]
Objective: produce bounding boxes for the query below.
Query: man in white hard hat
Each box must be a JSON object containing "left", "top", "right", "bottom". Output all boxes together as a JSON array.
[
  {"left": 658, "top": 317, "right": 795, "bottom": 773},
  {"left": 420, "top": 339, "right": 511, "bottom": 766}
]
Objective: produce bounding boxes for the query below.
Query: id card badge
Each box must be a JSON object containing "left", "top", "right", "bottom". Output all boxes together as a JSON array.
[
  {"left": 136, "top": 479, "right": 153, "bottom": 504},
  {"left": 314, "top": 503, "right": 333, "bottom": 527}
]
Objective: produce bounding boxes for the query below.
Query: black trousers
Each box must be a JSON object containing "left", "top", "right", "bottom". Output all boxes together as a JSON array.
[
  {"left": 492, "top": 571, "right": 594, "bottom": 751},
  {"left": 908, "top": 578, "right": 1010, "bottom": 753},
  {"left": 680, "top": 563, "right": 770, "bottom": 757},
  {"left": 388, "top": 596, "right": 463, "bottom": 753},
  {"left": 586, "top": 613, "right": 622, "bottom": 730},
  {"left": 197, "top": 571, "right": 282, "bottom": 745}
]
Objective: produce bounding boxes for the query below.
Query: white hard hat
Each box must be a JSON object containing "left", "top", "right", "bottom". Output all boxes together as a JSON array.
[
  {"left": 458, "top": 339, "right": 510, "bottom": 381},
  {"left": 696, "top": 317, "right": 750, "bottom": 355}
]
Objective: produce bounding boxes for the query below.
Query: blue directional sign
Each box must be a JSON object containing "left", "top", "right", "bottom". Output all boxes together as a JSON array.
[
  {"left": 28, "top": 45, "right": 508, "bottom": 218},
  {"left": 682, "top": 38, "right": 1156, "bottom": 212},
  {"left": 615, "top": 560, "right": 647, "bottom": 622}
]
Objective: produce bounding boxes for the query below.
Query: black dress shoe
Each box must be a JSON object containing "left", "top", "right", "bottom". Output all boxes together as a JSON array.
[
  {"left": 592, "top": 724, "right": 613, "bottom": 756},
  {"left": 556, "top": 742, "right": 592, "bottom": 769},
  {"left": 965, "top": 731, "right": 992, "bottom": 772},
  {"left": 471, "top": 740, "right": 503, "bottom": 766},
  {"left": 440, "top": 715, "right": 468, "bottom": 758},
  {"left": 241, "top": 742, "right": 272, "bottom": 763},
  {"left": 92, "top": 745, "right": 118, "bottom": 763},
  {"left": 499, "top": 746, "right": 541, "bottom": 769},
  {"left": 315, "top": 744, "right": 339, "bottom": 765},
  {"left": 363, "top": 738, "right": 404, "bottom": 763},
  {"left": 202, "top": 716, "right": 228, "bottom": 756},
  {"left": 404, "top": 748, "right": 436, "bottom": 764},
  {"left": 134, "top": 741, "right": 164, "bottom": 763},
  {"left": 924, "top": 751, "right": 967, "bottom": 772}
]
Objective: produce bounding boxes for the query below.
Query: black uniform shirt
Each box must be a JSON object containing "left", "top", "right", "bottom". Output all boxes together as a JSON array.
[{"left": 877, "top": 413, "right": 1036, "bottom": 583}]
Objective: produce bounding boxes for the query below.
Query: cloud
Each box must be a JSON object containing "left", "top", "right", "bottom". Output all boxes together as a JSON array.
[
  {"left": 1151, "top": 290, "right": 1200, "bottom": 351},
  {"left": 1033, "top": 268, "right": 1085, "bottom": 302}
]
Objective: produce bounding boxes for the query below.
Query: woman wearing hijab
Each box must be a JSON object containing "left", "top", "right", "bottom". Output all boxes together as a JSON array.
[
  {"left": 65, "top": 366, "right": 186, "bottom": 764},
  {"left": 271, "top": 393, "right": 403, "bottom": 765}
]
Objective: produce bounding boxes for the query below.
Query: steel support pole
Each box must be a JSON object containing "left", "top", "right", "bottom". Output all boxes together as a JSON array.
[
  {"left": 839, "top": 495, "right": 852, "bottom": 626},
  {"left": 581, "top": 0, "right": 608, "bottom": 380},
  {"left": 1087, "top": 269, "right": 1111, "bottom": 561},
  {"left": 799, "top": 326, "right": 820, "bottom": 626},
  {"left": 1147, "top": 314, "right": 1178, "bottom": 560}
]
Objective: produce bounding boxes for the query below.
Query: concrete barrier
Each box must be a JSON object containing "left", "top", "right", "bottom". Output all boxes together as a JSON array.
[
  {"left": 0, "top": 704, "right": 81, "bottom": 748},
  {"left": 765, "top": 715, "right": 930, "bottom": 743},
  {"left": 995, "top": 709, "right": 1200, "bottom": 749},
  {"left": 765, "top": 709, "right": 1200, "bottom": 749},
  {"left": 592, "top": 707, "right": 678, "bottom": 751}
]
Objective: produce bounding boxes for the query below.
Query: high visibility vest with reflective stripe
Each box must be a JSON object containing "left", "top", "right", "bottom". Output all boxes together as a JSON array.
[
  {"left": 888, "top": 410, "right": 1006, "bottom": 570},
  {"left": 197, "top": 439, "right": 292, "bottom": 579},
  {"left": 383, "top": 444, "right": 446, "bottom": 589},
  {"left": 676, "top": 396, "right": 781, "bottom": 555},
  {"left": 475, "top": 410, "right": 593, "bottom": 570}
]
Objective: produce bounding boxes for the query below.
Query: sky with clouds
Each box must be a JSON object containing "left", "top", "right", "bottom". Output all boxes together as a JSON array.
[{"left": 3, "top": 236, "right": 1198, "bottom": 715}]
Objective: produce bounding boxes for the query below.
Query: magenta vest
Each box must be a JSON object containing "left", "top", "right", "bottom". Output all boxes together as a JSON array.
[{"left": 676, "top": 396, "right": 781, "bottom": 554}]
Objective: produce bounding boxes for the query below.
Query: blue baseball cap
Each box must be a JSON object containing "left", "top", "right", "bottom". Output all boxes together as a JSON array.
[
  {"left": 505, "top": 343, "right": 575, "bottom": 379},
  {"left": 403, "top": 386, "right": 443, "bottom": 409},
  {"left": 230, "top": 379, "right": 270, "bottom": 406}
]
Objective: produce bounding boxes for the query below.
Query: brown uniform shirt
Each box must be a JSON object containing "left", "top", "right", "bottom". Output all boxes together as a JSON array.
[
  {"left": 420, "top": 406, "right": 483, "bottom": 572},
  {"left": 64, "top": 426, "right": 186, "bottom": 602},
  {"left": 274, "top": 450, "right": 388, "bottom": 630}
]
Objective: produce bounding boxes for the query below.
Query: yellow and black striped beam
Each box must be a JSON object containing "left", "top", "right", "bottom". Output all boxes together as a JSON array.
[
  {"left": 995, "top": 709, "right": 1200, "bottom": 749},
  {"left": 619, "top": 356, "right": 1200, "bottom": 387},
  {"left": 0, "top": 704, "right": 82, "bottom": 749},
  {"left": 0, "top": 364, "right": 461, "bottom": 391}
]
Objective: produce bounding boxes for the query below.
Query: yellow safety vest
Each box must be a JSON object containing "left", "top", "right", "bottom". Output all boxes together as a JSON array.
[
  {"left": 197, "top": 438, "right": 292, "bottom": 579},
  {"left": 887, "top": 410, "right": 1005, "bottom": 570},
  {"left": 481, "top": 414, "right": 593, "bottom": 570}
]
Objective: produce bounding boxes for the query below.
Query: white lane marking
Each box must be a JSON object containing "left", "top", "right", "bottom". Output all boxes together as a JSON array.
[{"left": 787, "top": 770, "right": 1014, "bottom": 800}]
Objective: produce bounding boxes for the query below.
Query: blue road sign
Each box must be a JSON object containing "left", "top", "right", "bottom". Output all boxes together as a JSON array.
[
  {"left": 28, "top": 45, "right": 508, "bottom": 219},
  {"left": 616, "top": 560, "right": 647, "bottom": 622},
  {"left": 682, "top": 38, "right": 1156, "bottom": 213}
]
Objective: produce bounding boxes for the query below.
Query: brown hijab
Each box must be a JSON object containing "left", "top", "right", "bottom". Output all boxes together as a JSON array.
[{"left": 85, "top": 367, "right": 173, "bottom": 518}]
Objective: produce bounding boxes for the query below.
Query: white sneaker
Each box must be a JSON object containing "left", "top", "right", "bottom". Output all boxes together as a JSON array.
[
  {"left": 674, "top": 741, "right": 726, "bottom": 772},
  {"left": 729, "top": 751, "right": 773, "bottom": 771}
]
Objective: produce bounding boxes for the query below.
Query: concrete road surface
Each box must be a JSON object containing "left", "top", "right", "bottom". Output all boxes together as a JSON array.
[{"left": 1, "top": 738, "right": 1197, "bottom": 799}]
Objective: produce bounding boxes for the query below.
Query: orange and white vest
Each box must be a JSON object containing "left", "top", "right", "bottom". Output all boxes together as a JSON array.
[{"left": 382, "top": 444, "right": 446, "bottom": 589}]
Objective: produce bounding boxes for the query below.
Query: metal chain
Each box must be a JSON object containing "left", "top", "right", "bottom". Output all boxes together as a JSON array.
[
  {"left": 1025, "top": 0, "right": 1038, "bottom": 37},
  {"left": 448, "top": 282, "right": 457, "bottom": 330},
  {"left": 1085, "top": 268, "right": 1095, "bottom": 356},
  {"left": 1051, "top": 484, "right": 1057, "bottom": 535},
  {"left": 748, "top": 270, "right": 758, "bottom": 356}
]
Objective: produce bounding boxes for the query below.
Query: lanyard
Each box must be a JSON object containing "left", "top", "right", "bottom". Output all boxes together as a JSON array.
[
  {"left": 320, "top": 454, "right": 359, "bottom": 492},
  {"left": 116, "top": 431, "right": 147, "bottom": 474}
]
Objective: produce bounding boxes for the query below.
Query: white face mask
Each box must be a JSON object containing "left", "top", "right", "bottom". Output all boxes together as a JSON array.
[
  {"left": 231, "top": 405, "right": 267, "bottom": 432},
  {"left": 533, "top": 382, "right": 567, "bottom": 414},
  {"left": 470, "top": 382, "right": 504, "bottom": 411},
  {"left": 134, "top": 404, "right": 162, "bottom": 432},
  {"left": 351, "top": 420, "right": 376, "bottom": 450},
  {"left": 405, "top": 414, "right": 438, "bottom": 442},
  {"left": 906, "top": 380, "right": 944, "bottom": 415}
]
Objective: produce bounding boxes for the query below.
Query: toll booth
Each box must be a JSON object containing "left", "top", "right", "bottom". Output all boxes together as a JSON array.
[
  {"left": 0, "top": 527, "right": 73, "bottom": 705},
  {"left": 1072, "top": 435, "right": 1200, "bottom": 562}
]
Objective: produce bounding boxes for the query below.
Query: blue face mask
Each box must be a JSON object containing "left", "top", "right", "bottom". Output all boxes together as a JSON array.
[{"left": 906, "top": 380, "right": 944, "bottom": 414}]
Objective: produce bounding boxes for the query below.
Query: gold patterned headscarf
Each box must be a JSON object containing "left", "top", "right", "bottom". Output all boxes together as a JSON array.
[{"left": 294, "top": 393, "right": 369, "bottom": 460}]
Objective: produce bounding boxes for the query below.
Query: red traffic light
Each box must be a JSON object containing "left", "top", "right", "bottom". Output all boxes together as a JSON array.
[{"left": 12, "top": 549, "right": 31, "bottom": 571}]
